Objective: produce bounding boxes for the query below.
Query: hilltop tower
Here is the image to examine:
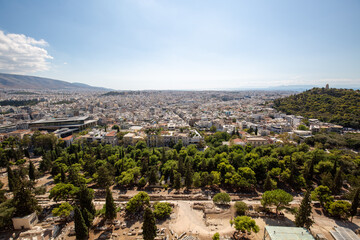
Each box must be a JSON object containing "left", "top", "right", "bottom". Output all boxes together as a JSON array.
[{"left": 326, "top": 84, "right": 329, "bottom": 90}]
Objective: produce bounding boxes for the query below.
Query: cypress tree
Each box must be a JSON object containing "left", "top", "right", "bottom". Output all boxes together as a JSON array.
[
  {"left": 74, "top": 206, "right": 88, "bottom": 240},
  {"left": 178, "top": 158, "right": 184, "bottom": 175},
  {"left": 61, "top": 167, "right": 66, "bottom": 183},
  {"left": 13, "top": 180, "right": 39, "bottom": 217},
  {"left": 105, "top": 188, "right": 116, "bottom": 220},
  {"left": 331, "top": 159, "right": 337, "bottom": 176},
  {"left": 184, "top": 163, "right": 193, "bottom": 189},
  {"left": 78, "top": 185, "right": 95, "bottom": 215},
  {"left": 289, "top": 157, "right": 295, "bottom": 187},
  {"left": 29, "top": 161, "right": 35, "bottom": 181},
  {"left": 350, "top": 187, "right": 360, "bottom": 222},
  {"left": 173, "top": 171, "right": 181, "bottom": 190},
  {"left": 332, "top": 167, "right": 343, "bottom": 195},
  {"left": 295, "top": 189, "right": 313, "bottom": 229},
  {"left": 81, "top": 207, "right": 94, "bottom": 228},
  {"left": 148, "top": 167, "right": 158, "bottom": 185},
  {"left": 142, "top": 208, "right": 157, "bottom": 240},
  {"left": 7, "top": 166, "right": 16, "bottom": 192},
  {"left": 263, "top": 173, "right": 273, "bottom": 191}
]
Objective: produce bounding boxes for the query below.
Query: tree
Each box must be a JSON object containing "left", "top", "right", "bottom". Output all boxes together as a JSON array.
[
  {"left": 77, "top": 185, "right": 95, "bottom": 215},
  {"left": 295, "top": 189, "right": 313, "bottom": 229},
  {"left": 213, "top": 192, "right": 231, "bottom": 205},
  {"left": 350, "top": 187, "right": 360, "bottom": 222},
  {"left": 331, "top": 167, "right": 343, "bottom": 195},
  {"left": 142, "top": 208, "right": 157, "bottom": 240},
  {"left": 138, "top": 177, "right": 146, "bottom": 188},
  {"left": 96, "top": 165, "right": 113, "bottom": 188},
  {"left": 74, "top": 206, "right": 88, "bottom": 240},
  {"left": 298, "top": 125, "right": 309, "bottom": 130},
  {"left": 82, "top": 208, "right": 94, "bottom": 228},
  {"left": 210, "top": 126, "right": 217, "bottom": 133},
  {"left": 7, "top": 166, "right": 17, "bottom": 192},
  {"left": 263, "top": 173, "right": 276, "bottom": 191},
  {"left": 52, "top": 202, "right": 73, "bottom": 220},
  {"left": 0, "top": 200, "right": 16, "bottom": 229},
  {"left": 311, "top": 185, "right": 333, "bottom": 210},
  {"left": 174, "top": 139, "right": 183, "bottom": 153},
  {"left": 193, "top": 172, "right": 201, "bottom": 188},
  {"left": 13, "top": 180, "right": 40, "bottom": 217},
  {"left": 328, "top": 200, "right": 351, "bottom": 219},
  {"left": 212, "top": 232, "right": 220, "bottom": 240},
  {"left": 184, "top": 163, "right": 193, "bottom": 189},
  {"left": 173, "top": 170, "right": 181, "bottom": 190},
  {"left": 29, "top": 161, "right": 36, "bottom": 181},
  {"left": 126, "top": 191, "right": 150, "bottom": 214},
  {"left": 49, "top": 183, "right": 78, "bottom": 202},
  {"left": 148, "top": 166, "right": 158, "bottom": 185},
  {"left": 231, "top": 216, "right": 259, "bottom": 239},
  {"left": 261, "top": 189, "right": 293, "bottom": 216},
  {"left": 153, "top": 202, "right": 172, "bottom": 220},
  {"left": 234, "top": 201, "right": 248, "bottom": 216},
  {"left": 60, "top": 167, "right": 66, "bottom": 183},
  {"left": 105, "top": 188, "right": 116, "bottom": 220}
]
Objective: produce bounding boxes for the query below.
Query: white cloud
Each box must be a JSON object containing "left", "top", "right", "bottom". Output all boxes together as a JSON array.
[{"left": 0, "top": 30, "right": 53, "bottom": 73}]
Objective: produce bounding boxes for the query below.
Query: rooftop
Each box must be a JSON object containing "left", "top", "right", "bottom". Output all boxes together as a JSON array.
[
  {"left": 265, "top": 226, "right": 315, "bottom": 240},
  {"left": 31, "top": 116, "right": 89, "bottom": 124}
]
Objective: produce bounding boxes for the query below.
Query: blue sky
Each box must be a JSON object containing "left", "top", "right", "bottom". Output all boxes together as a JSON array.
[{"left": 0, "top": 0, "right": 359, "bottom": 90}]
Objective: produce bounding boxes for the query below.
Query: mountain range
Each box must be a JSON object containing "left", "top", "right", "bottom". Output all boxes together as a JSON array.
[{"left": 0, "top": 73, "right": 110, "bottom": 91}]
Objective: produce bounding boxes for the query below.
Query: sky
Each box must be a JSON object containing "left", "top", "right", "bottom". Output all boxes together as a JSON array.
[{"left": 0, "top": 0, "right": 359, "bottom": 90}]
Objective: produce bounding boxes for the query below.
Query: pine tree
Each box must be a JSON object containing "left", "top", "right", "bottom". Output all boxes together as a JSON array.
[
  {"left": 105, "top": 188, "right": 116, "bottom": 220},
  {"left": 350, "top": 187, "right": 360, "bottom": 222},
  {"left": 29, "top": 161, "right": 35, "bottom": 181},
  {"left": 263, "top": 173, "right": 273, "bottom": 191},
  {"left": 295, "top": 189, "right": 313, "bottom": 229},
  {"left": 74, "top": 206, "right": 88, "bottom": 240},
  {"left": 142, "top": 208, "right": 157, "bottom": 240}
]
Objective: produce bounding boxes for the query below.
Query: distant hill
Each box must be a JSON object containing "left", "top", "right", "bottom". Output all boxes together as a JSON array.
[
  {"left": 101, "top": 91, "right": 141, "bottom": 96},
  {"left": 273, "top": 87, "right": 360, "bottom": 129},
  {"left": 0, "top": 73, "right": 110, "bottom": 91}
]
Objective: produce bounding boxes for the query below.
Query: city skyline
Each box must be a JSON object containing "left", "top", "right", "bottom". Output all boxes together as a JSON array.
[{"left": 0, "top": 0, "right": 359, "bottom": 90}]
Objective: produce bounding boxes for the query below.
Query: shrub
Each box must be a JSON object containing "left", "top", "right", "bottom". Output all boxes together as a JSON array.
[
  {"left": 153, "top": 202, "right": 172, "bottom": 219},
  {"left": 52, "top": 202, "right": 73, "bottom": 219},
  {"left": 126, "top": 191, "right": 150, "bottom": 214},
  {"left": 213, "top": 192, "right": 231, "bottom": 205},
  {"left": 212, "top": 232, "right": 220, "bottom": 240},
  {"left": 234, "top": 201, "right": 248, "bottom": 215},
  {"left": 328, "top": 200, "right": 351, "bottom": 219}
]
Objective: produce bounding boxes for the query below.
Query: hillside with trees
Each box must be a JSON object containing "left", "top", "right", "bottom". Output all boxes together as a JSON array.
[
  {"left": 273, "top": 88, "right": 360, "bottom": 129},
  {"left": 0, "top": 131, "right": 359, "bottom": 229}
]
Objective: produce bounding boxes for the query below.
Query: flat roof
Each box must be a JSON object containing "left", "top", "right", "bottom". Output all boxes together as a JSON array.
[
  {"left": 330, "top": 226, "right": 360, "bottom": 240},
  {"left": 31, "top": 116, "right": 89, "bottom": 124},
  {"left": 265, "top": 226, "right": 315, "bottom": 240}
]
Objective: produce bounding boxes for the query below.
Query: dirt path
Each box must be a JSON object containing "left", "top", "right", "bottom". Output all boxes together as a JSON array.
[{"left": 169, "top": 201, "right": 235, "bottom": 239}]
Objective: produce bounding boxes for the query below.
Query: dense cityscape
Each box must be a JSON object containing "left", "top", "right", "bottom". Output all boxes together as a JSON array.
[
  {"left": 0, "top": 1, "right": 360, "bottom": 240},
  {"left": 0, "top": 86, "right": 359, "bottom": 240}
]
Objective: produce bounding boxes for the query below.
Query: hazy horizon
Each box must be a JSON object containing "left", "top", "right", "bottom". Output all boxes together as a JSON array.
[{"left": 0, "top": 0, "right": 359, "bottom": 90}]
